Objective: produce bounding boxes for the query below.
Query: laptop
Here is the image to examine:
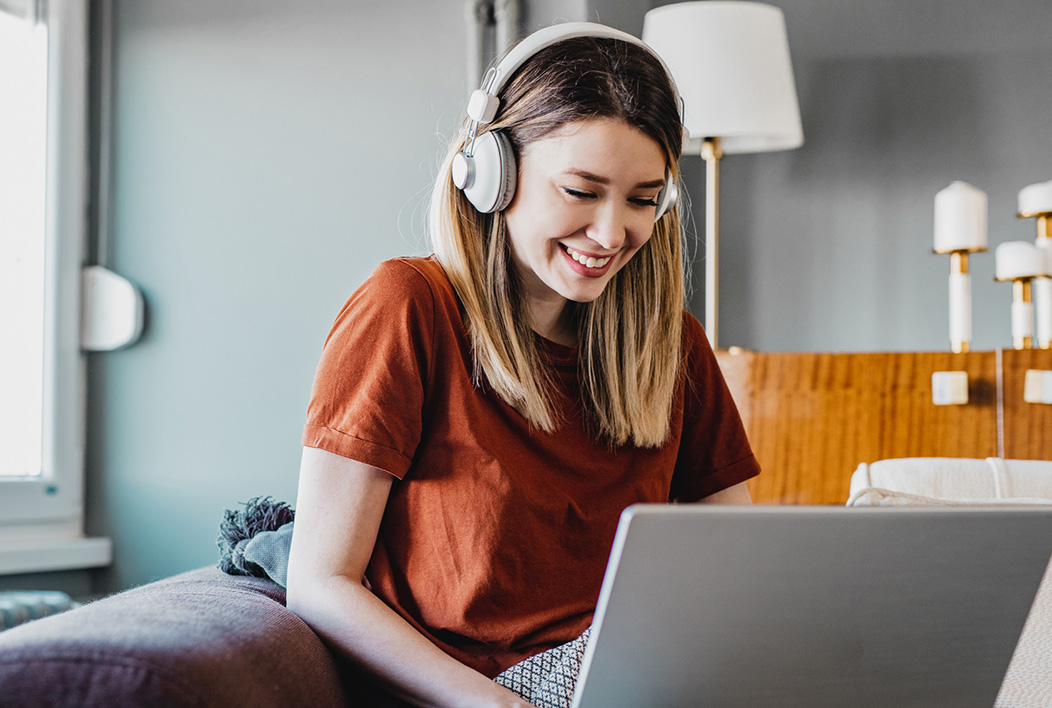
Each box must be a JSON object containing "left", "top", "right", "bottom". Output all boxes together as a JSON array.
[{"left": 570, "top": 505, "right": 1052, "bottom": 708}]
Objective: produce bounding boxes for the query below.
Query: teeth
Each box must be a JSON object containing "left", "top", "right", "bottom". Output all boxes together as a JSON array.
[{"left": 565, "top": 246, "right": 611, "bottom": 269}]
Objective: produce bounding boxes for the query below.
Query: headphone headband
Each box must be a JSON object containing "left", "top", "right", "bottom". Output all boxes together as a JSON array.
[
  {"left": 486, "top": 23, "right": 682, "bottom": 108},
  {"left": 463, "top": 22, "right": 684, "bottom": 137}
]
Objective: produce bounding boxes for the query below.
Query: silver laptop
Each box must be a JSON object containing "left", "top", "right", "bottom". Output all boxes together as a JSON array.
[{"left": 571, "top": 505, "right": 1052, "bottom": 708}]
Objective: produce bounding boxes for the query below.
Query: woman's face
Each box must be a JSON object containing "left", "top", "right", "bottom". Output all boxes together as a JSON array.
[{"left": 502, "top": 117, "right": 668, "bottom": 313}]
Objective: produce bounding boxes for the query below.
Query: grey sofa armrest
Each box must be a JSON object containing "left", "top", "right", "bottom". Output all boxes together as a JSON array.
[{"left": 0, "top": 566, "right": 351, "bottom": 708}]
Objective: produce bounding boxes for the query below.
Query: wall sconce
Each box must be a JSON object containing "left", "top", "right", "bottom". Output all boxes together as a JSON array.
[
  {"left": 933, "top": 182, "right": 987, "bottom": 354},
  {"left": 643, "top": 1, "right": 804, "bottom": 349},
  {"left": 1018, "top": 180, "right": 1052, "bottom": 349},
  {"left": 995, "top": 241, "right": 1048, "bottom": 350}
]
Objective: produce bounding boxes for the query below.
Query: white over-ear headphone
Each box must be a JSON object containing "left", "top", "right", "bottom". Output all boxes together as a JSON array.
[{"left": 451, "top": 22, "right": 684, "bottom": 221}]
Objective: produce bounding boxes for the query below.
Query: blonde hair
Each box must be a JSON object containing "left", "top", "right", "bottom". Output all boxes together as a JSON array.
[{"left": 429, "top": 37, "right": 685, "bottom": 448}]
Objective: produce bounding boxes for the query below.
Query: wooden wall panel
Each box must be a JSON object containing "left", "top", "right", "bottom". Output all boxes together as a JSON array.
[
  {"left": 716, "top": 351, "right": 999, "bottom": 505},
  {"left": 1002, "top": 349, "right": 1052, "bottom": 460}
]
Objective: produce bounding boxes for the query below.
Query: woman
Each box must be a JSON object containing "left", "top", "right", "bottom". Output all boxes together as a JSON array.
[{"left": 286, "top": 22, "right": 759, "bottom": 708}]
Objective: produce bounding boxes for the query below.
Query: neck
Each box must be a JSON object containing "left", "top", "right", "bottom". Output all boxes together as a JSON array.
[{"left": 529, "top": 298, "right": 577, "bottom": 346}]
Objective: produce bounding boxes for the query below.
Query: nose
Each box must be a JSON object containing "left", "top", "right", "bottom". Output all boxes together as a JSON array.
[{"left": 585, "top": 203, "right": 629, "bottom": 251}]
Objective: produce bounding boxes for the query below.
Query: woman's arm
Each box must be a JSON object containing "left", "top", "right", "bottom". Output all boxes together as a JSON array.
[
  {"left": 698, "top": 480, "right": 752, "bottom": 505},
  {"left": 285, "top": 447, "right": 534, "bottom": 708}
]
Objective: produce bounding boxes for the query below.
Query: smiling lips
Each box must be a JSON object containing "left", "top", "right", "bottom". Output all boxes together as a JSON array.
[{"left": 563, "top": 244, "right": 613, "bottom": 270}]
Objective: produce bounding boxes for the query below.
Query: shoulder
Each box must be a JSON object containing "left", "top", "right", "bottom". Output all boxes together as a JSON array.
[
  {"left": 677, "top": 310, "right": 723, "bottom": 397},
  {"left": 364, "top": 256, "right": 450, "bottom": 299},
  {"left": 324, "top": 257, "right": 439, "bottom": 344},
  {"left": 681, "top": 310, "right": 705, "bottom": 343},
  {"left": 680, "top": 311, "right": 714, "bottom": 360},
  {"left": 345, "top": 256, "right": 459, "bottom": 316},
  {"left": 319, "top": 258, "right": 457, "bottom": 382}
]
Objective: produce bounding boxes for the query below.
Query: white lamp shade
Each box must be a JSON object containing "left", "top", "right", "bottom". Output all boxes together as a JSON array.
[
  {"left": 996, "top": 241, "right": 1048, "bottom": 280},
  {"left": 643, "top": 1, "right": 804, "bottom": 155},
  {"left": 933, "top": 181, "right": 987, "bottom": 253},
  {"left": 1018, "top": 180, "right": 1052, "bottom": 216}
]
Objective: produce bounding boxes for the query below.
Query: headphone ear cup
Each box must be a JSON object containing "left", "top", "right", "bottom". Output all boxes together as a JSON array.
[
  {"left": 460, "top": 130, "right": 518, "bottom": 213},
  {"left": 491, "top": 131, "right": 518, "bottom": 212},
  {"left": 654, "top": 176, "right": 678, "bottom": 222}
]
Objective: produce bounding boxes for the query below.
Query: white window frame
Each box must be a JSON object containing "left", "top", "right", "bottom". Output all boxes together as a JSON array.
[{"left": 0, "top": 0, "right": 111, "bottom": 574}]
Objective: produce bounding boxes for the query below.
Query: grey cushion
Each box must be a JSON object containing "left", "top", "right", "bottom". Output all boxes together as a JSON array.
[{"left": 0, "top": 566, "right": 353, "bottom": 708}]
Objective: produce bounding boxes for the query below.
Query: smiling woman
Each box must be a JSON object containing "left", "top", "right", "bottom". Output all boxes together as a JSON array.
[{"left": 285, "top": 22, "right": 758, "bottom": 708}]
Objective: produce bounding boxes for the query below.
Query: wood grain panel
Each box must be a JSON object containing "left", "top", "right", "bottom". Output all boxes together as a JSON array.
[
  {"left": 1002, "top": 349, "right": 1052, "bottom": 460},
  {"left": 716, "top": 351, "right": 999, "bottom": 505}
]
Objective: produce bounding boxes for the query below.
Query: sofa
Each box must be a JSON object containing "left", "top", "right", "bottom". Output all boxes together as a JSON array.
[
  {"left": 0, "top": 564, "right": 409, "bottom": 708},
  {"left": 2, "top": 457, "right": 1049, "bottom": 707}
]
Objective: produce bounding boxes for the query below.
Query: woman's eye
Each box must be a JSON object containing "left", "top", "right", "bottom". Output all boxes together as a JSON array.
[
  {"left": 563, "top": 187, "right": 595, "bottom": 200},
  {"left": 561, "top": 188, "right": 657, "bottom": 208}
]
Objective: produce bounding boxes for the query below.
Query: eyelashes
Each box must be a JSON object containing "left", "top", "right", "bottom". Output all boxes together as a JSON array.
[
  {"left": 562, "top": 187, "right": 594, "bottom": 200},
  {"left": 562, "top": 188, "right": 658, "bottom": 208}
]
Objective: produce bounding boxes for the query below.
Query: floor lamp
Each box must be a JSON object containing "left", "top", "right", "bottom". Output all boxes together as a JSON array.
[{"left": 644, "top": 1, "right": 804, "bottom": 349}]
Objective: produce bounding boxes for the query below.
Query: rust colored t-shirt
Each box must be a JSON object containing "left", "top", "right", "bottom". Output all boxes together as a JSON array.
[{"left": 302, "top": 256, "right": 759, "bottom": 678}]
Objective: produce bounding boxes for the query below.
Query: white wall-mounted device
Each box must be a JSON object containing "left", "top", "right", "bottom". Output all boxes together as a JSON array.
[{"left": 80, "top": 265, "right": 144, "bottom": 351}]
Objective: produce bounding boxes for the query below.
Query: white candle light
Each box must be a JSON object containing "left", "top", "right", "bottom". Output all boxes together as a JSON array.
[
  {"left": 1036, "top": 237, "right": 1052, "bottom": 348},
  {"left": 996, "top": 241, "right": 1046, "bottom": 349},
  {"left": 1018, "top": 180, "right": 1052, "bottom": 216},
  {"left": 934, "top": 182, "right": 987, "bottom": 353},
  {"left": 1017, "top": 179, "right": 1052, "bottom": 348},
  {"left": 996, "top": 241, "right": 1044, "bottom": 281},
  {"left": 934, "top": 181, "right": 987, "bottom": 253}
]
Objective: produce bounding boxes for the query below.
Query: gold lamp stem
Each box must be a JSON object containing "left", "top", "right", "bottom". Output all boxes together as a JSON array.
[{"left": 701, "top": 137, "right": 723, "bottom": 349}]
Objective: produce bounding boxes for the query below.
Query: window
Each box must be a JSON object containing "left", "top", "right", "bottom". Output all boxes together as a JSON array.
[
  {"left": 0, "top": 3, "right": 47, "bottom": 481},
  {"left": 0, "top": 0, "right": 111, "bottom": 574}
]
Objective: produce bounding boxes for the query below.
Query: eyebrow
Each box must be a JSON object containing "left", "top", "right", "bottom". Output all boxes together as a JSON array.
[{"left": 563, "top": 169, "right": 666, "bottom": 190}]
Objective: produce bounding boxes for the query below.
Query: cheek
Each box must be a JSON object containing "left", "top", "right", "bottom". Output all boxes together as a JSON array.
[
  {"left": 627, "top": 221, "right": 657, "bottom": 251},
  {"left": 503, "top": 215, "right": 553, "bottom": 269},
  {"left": 613, "top": 223, "right": 658, "bottom": 272}
]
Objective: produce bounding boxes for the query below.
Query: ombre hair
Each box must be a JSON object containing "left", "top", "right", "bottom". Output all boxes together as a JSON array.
[{"left": 429, "top": 36, "right": 685, "bottom": 448}]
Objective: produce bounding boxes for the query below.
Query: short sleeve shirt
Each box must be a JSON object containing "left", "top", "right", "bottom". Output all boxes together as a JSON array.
[{"left": 303, "top": 256, "right": 759, "bottom": 678}]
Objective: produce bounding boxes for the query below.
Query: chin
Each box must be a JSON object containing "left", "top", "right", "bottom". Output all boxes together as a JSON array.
[{"left": 560, "top": 284, "right": 610, "bottom": 304}]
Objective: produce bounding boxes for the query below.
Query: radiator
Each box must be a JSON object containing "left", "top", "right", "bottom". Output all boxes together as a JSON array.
[{"left": 0, "top": 591, "right": 78, "bottom": 631}]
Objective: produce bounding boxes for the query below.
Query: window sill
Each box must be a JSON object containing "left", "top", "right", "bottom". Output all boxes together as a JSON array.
[{"left": 0, "top": 537, "right": 112, "bottom": 576}]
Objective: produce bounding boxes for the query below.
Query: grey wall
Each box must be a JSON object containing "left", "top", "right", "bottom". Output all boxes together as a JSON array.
[
  {"left": 658, "top": 0, "right": 1052, "bottom": 352},
  {"left": 7, "top": 0, "right": 1050, "bottom": 595}
]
